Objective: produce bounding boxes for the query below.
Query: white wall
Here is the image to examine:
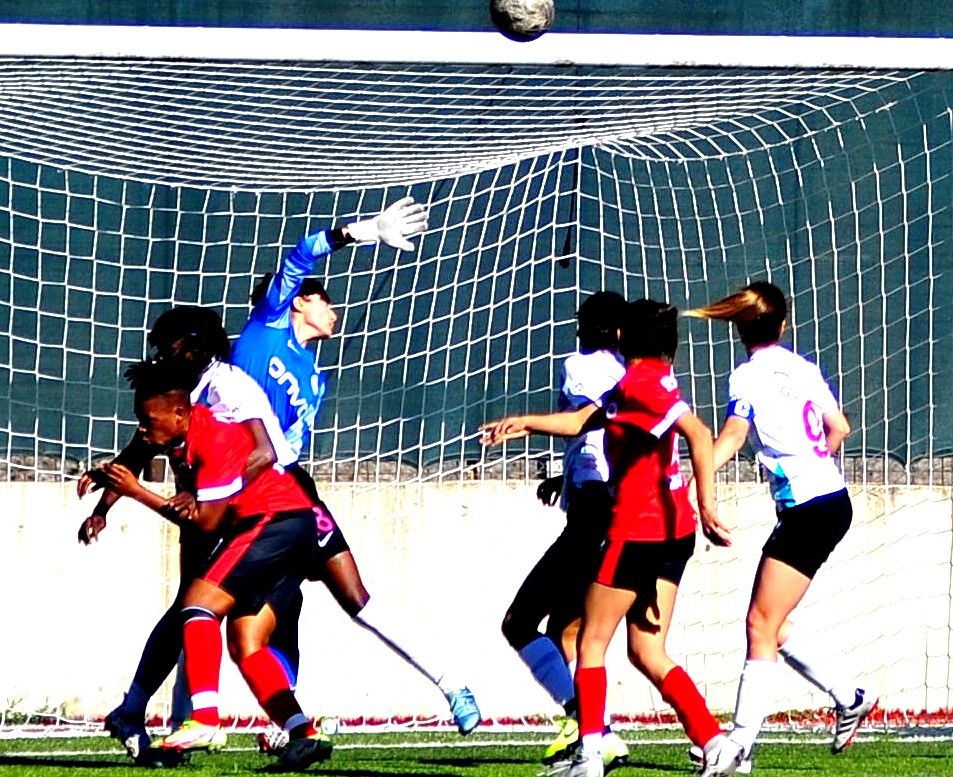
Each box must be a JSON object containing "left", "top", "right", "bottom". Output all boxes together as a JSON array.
[{"left": 2, "top": 480, "right": 950, "bottom": 725}]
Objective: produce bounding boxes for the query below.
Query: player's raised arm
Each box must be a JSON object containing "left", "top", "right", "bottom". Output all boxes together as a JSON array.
[
  {"left": 252, "top": 196, "right": 428, "bottom": 323},
  {"left": 481, "top": 403, "right": 600, "bottom": 446},
  {"left": 345, "top": 195, "right": 428, "bottom": 251}
]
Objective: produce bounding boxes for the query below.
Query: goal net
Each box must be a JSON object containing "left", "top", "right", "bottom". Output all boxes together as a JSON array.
[{"left": 2, "top": 39, "right": 952, "bottom": 735}]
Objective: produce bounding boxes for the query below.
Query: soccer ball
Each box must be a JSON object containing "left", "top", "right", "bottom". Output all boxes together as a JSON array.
[{"left": 490, "top": 0, "right": 555, "bottom": 42}]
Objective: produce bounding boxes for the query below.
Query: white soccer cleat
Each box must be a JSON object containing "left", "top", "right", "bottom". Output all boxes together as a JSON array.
[
  {"left": 543, "top": 745, "right": 604, "bottom": 777},
  {"left": 699, "top": 733, "right": 744, "bottom": 777},
  {"left": 600, "top": 731, "right": 629, "bottom": 773},
  {"left": 257, "top": 724, "right": 290, "bottom": 755},
  {"left": 832, "top": 688, "right": 878, "bottom": 754},
  {"left": 690, "top": 744, "right": 752, "bottom": 774}
]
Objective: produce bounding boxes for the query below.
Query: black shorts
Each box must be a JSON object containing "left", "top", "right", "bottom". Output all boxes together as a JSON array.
[
  {"left": 178, "top": 524, "right": 222, "bottom": 582},
  {"left": 596, "top": 534, "right": 695, "bottom": 590},
  {"left": 202, "top": 509, "right": 316, "bottom": 616},
  {"left": 505, "top": 482, "right": 612, "bottom": 637},
  {"left": 596, "top": 534, "right": 695, "bottom": 625},
  {"left": 285, "top": 464, "right": 352, "bottom": 580},
  {"left": 763, "top": 488, "right": 852, "bottom": 578},
  {"left": 231, "top": 573, "right": 304, "bottom": 622}
]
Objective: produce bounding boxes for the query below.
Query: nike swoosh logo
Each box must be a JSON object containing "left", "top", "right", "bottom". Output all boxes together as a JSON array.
[{"left": 317, "top": 532, "right": 334, "bottom": 548}]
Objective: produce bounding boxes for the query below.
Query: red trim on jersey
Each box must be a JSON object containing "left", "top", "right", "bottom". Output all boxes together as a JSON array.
[
  {"left": 596, "top": 540, "right": 625, "bottom": 587},
  {"left": 603, "top": 359, "right": 695, "bottom": 542},
  {"left": 204, "top": 512, "right": 274, "bottom": 586}
]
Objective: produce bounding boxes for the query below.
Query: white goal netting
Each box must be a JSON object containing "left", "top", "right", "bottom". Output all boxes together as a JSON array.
[{"left": 1, "top": 54, "right": 952, "bottom": 735}]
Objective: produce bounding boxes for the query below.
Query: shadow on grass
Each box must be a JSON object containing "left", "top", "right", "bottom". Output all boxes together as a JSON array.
[
  {"left": 263, "top": 768, "right": 469, "bottom": 777},
  {"left": 0, "top": 754, "right": 127, "bottom": 769},
  {"left": 419, "top": 756, "right": 527, "bottom": 766},
  {"left": 419, "top": 755, "right": 689, "bottom": 772}
]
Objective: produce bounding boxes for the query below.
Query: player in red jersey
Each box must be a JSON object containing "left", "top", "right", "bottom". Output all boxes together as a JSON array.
[
  {"left": 76, "top": 307, "right": 305, "bottom": 764},
  {"left": 483, "top": 299, "right": 741, "bottom": 777},
  {"left": 97, "top": 358, "right": 331, "bottom": 769}
]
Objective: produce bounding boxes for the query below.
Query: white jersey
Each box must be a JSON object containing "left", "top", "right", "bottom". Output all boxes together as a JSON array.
[
  {"left": 191, "top": 359, "right": 299, "bottom": 469},
  {"left": 558, "top": 348, "right": 626, "bottom": 510},
  {"left": 727, "top": 344, "right": 845, "bottom": 509}
]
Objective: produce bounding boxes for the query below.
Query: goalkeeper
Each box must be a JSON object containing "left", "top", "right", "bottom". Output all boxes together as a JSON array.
[{"left": 230, "top": 196, "right": 482, "bottom": 741}]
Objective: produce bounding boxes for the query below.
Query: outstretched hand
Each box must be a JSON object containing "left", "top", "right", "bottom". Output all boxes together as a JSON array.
[
  {"left": 480, "top": 418, "right": 530, "bottom": 446},
  {"left": 348, "top": 196, "right": 428, "bottom": 251}
]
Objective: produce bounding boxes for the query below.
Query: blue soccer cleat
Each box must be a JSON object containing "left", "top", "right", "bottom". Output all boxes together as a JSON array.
[{"left": 446, "top": 687, "right": 482, "bottom": 735}]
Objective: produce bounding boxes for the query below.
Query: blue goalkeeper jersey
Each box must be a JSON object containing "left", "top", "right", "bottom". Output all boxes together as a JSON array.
[{"left": 231, "top": 230, "right": 332, "bottom": 460}]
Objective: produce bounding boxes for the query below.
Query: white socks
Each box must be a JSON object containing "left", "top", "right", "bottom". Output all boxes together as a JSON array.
[
  {"left": 731, "top": 659, "right": 779, "bottom": 756},
  {"left": 354, "top": 596, "right": 459, "bottom": 693},
  {"left": 780, "top": 629, "right": 856, "bottom": 708}
]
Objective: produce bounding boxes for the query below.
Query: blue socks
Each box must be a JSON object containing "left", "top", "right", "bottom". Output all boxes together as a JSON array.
[{"left": 517, "top": 636, "right": 575, "bottom": 707}]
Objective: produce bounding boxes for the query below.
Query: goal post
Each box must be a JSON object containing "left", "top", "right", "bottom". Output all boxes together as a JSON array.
[{"left": 1, "top": 27, "right": 952, "bottom": 733}]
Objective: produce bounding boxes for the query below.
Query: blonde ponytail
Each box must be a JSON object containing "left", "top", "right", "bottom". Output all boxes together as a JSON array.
[{"left": 685, "top": 281, "right": 787, "bottom": 347}]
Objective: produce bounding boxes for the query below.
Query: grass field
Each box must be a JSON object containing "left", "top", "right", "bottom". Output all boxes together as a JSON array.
[{"left": 2, "top": 729, "right": 953, "bottom": 777}]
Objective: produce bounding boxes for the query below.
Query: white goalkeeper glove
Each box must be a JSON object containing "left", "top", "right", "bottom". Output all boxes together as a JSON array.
[{"left": 347, "top": 196, "right": 428, "bottom": 252}]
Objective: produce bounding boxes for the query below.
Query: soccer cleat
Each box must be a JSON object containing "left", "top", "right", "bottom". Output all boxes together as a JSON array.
[
  {"left": 699, "top": 733, "right": 744, "bottom": 777},
  {"left": 104, "top": 703, "right": 151, "bottom": 760},
  {"left": 690, "top": 744, "right": 752, "bottom": 774},
  {"left": 559, "top": 746, "right": 604, "bottom": 777},
  {"left": 832, "top": 688, "right": 878, "bottom": 754},
  {"left": 446, "top": 687, "right": 482, "bottom": 735},
  {"left": 257, "top": 725, "right": 291, "bottom": 755},
  {"left": 543, "top": 717, "right": 579, "bottom": 764},
  {"left": 601, "top": 731, "right": 629, "bottom": 773},
  {"left": 277, "top": 733, "right": 333, "bottom": 769},
  {"left": 135, "top": 748, "right": 191, "bottom": 768},
  {"left": 153, "top": 719, "right": 227, "bottom": 752}
]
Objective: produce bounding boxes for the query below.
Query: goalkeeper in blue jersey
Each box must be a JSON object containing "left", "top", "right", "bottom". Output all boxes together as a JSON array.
[{"left": 231, "top": 196, "right": 483, "bottom": 741}]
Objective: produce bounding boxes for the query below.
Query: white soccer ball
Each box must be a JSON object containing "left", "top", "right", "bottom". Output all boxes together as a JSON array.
[
  {"left": 490, "top": 0, "right": 555, "bottom": 42},
  {"left": 319, "top": 716, "right": 339, "bottom": 736}
]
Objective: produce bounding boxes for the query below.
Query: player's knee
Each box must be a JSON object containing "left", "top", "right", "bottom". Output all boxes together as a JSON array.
[
  {"left": 745, "top": 609, "right": 781, "bottom": 648},
  {"left": 501, "top": 612, "right": 537, "bottom": 650},
  {"left": 627, "top": 645, "right": 666, "bottom": 682}
]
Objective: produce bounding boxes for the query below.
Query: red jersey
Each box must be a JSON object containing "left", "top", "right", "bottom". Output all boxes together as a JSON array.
[
  {"left": 168, "top": 404, "right": 311, "bottom": 520},
  {"left": 602, "top": 358, "right": 695, "bottom": 542}
]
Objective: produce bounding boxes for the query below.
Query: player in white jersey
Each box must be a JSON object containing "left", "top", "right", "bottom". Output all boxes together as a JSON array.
[
  {"left": 500, "top": 291, "right": 628, "bottom": 769},
  {"left": 686, "top": 282, "right": 877, "bottom": 774}
]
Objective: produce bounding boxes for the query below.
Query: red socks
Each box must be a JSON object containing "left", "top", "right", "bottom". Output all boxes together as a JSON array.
[
  {"left": 575, "top": 666, "right": 607, "bottom": 737},
  {"left": 659, "top": 665, "right": 723, "bottom": 747},
  {"left": 238, "top": 648, "right": 304, "bottom": 729},
  {"left": 182, "top": 616, "right": 222, "bottom": 726}
]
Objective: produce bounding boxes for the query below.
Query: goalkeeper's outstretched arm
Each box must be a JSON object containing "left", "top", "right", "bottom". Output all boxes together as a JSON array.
[{"left": 254, "top": 195, "right": 429, "bottom": 320}]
